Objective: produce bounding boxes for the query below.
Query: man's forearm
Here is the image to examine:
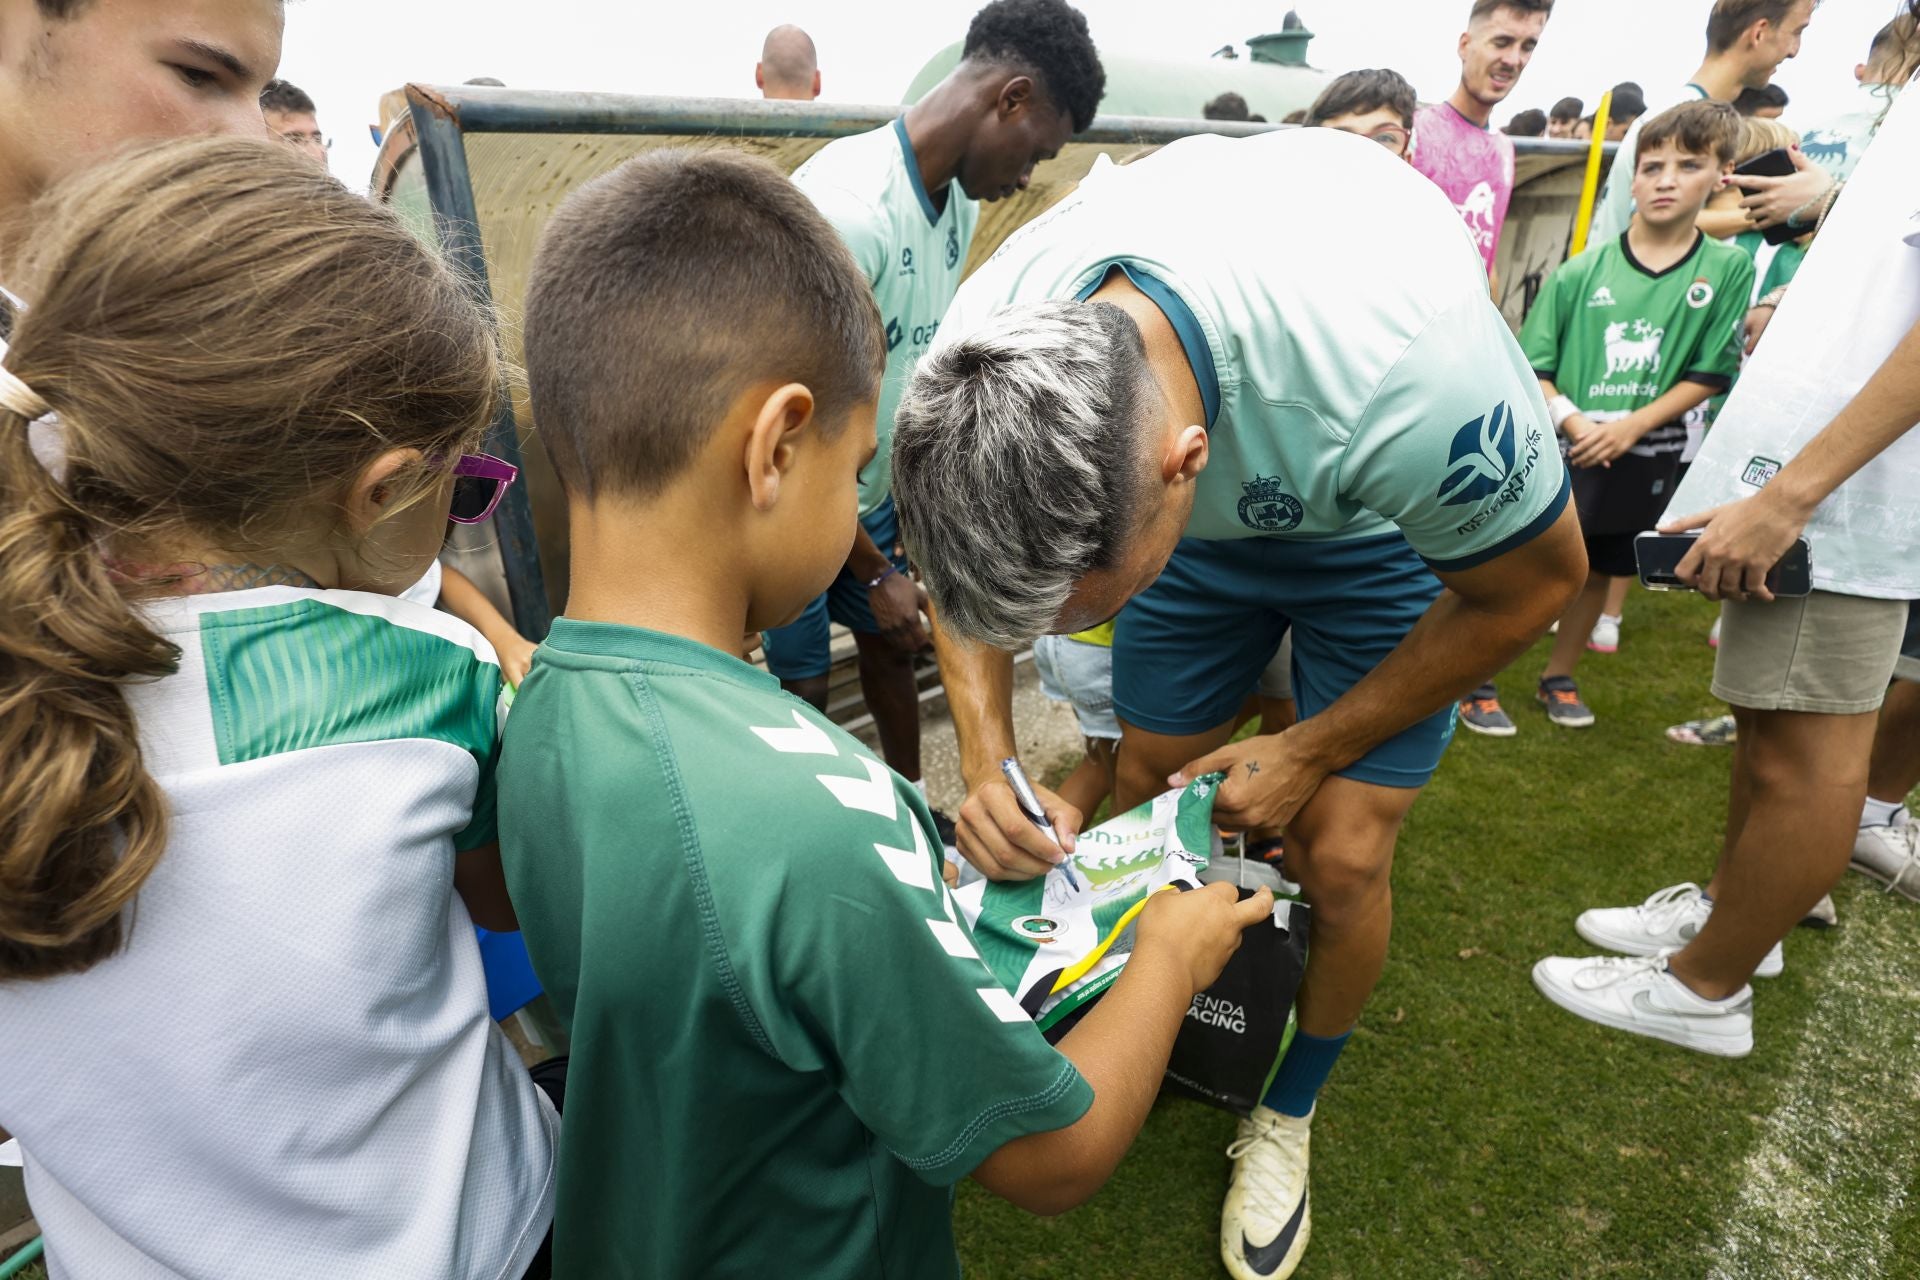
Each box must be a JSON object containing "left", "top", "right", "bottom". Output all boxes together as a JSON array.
[
  {"left": 1769, "top": 316, "right": 1920, "bottom": 518},
  {"left": 1290, "top": 507, "right": 1586, "bottom": 772},
  {"left": 844, "top": 522, "right": 892, "bottom": 583},
  {"left": 931, "top": 616, "right": 1020, "bottom": 783}
]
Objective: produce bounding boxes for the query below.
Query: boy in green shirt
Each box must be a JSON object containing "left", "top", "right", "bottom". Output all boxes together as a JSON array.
[
  {"left": 1510, "top": 100, "right": 1752, "bottom": 729},
  {"left": 501, "top": 148, "right": 1274, "bottom": 1278}
]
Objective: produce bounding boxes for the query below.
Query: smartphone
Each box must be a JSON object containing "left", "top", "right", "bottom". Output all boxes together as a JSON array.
[
  {"left": 1634, "top": 532, "right": 1812, "bottom": 597},
  {"left": 1732, "top": 148, "right": 1807, "bottom": 246}
]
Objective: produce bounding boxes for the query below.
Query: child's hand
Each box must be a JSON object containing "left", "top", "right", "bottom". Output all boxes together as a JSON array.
[
  {"left": 1567, "top": 418, "right": 1639, "bottom": 469},
  {"left": 494, "top": 632, "right": 539, "bottom": 687},
  {"left": 1134, "top": 882, "right": 1275, "bottom": 997}
]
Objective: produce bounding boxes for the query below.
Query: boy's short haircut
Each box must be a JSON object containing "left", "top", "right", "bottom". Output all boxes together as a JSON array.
[
  {"left": 1551, "top": 95, "right": 1584, "bottom": 121},
  {"left": 523, "top": 149, "right": 885, "bottom": 504},
  {"left": 1706, "top": 0, "right": 1806, "bottom": 53},
  {"left": 259, "top": 79, "right": 317, "bottom": 116},
  {"left": 1635, "top": 99, "right": 1742, "bottom": 167},
  {"left": 1733, "top": 83, "right": 1789, "bottom": 114},
  {"left": 1470, "top": 0, "right": 1554, "bottom": 21},
  {"left": 961, "top": 0, "right": 1107, "bottom": 132},
  {"left": 1733, "top": 115, "right": 1800, "bottom": 164},
  {"left": 1505, "top": 108, "right": 1548, "bottom": 136},
  {"left": 1611, "top": 86, "right": 1648, "bottom": 122},
  {"left": 1305, "top": 68, "right": 1417, "bottom": 131},
  {"left": 1204, "top": 92, "right": 1250, "bottom": 121}
]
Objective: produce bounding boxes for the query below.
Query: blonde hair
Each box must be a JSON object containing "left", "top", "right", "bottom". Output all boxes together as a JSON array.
[
  {"left": 0, "top": 138, "right": 500, "bottom": 979},
  {"left": 1733, "top": 115, "right": 1801, "bottom": 166}
]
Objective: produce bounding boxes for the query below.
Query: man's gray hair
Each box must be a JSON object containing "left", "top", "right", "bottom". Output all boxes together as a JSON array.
[{"left": 891, "top": 300, "right": 1152, "bottom": 649}]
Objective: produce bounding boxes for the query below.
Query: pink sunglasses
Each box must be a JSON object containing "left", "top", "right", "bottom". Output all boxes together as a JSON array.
[{"left": 447, "top": 452, "right": 519, "bottom": 524}]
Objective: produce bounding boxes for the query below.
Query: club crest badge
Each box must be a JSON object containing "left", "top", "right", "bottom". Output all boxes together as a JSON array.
[{"left": 1237, "top": 475, "right": 1304, "bottom": 532}]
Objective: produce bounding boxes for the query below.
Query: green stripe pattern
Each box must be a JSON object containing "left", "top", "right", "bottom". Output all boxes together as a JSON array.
[{"left": 199, "top": 598, "right": 499, "bottom": 769}]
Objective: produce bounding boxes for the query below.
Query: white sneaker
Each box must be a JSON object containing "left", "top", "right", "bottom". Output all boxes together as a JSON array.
[
  {"left": 1800, "top": 893, "right": 1837, "bottom": 928},
  {"left": 1221, "top": 1106, "right": 1312, "bottom": 1280},
  {"left": 1852, "top": 822, "right": 1920, "bottom": 901},
  {"left": 1588, "top": 614, "right": 1621, "bottom": 654},
  {"left": 1574, "top": 883, "right": 1782, "bottom": 978},
  {"left": 1532, "top": 954, "right": 1753, "bottom": 1056}
]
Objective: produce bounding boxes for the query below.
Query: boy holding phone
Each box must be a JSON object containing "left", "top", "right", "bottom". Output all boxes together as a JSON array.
[{"left": 1467, "top": 101, "right": 1753, "bottom": 732}]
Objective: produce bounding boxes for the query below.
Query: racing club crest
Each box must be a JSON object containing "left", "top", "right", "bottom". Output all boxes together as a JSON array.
[
  {"left": 946, "top": 221, "right": 961, "bottom": 269},
  {"left": 1237, "top": 475, "right": 1304, "bottom": 532}
]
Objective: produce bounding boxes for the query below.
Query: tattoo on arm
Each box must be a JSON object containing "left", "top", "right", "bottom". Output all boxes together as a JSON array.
[{"left": 1245, "top": 761, "right": 1261, "bottom": 776}]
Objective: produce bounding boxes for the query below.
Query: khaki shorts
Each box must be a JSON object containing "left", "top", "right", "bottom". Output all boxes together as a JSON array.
[
  {"left": 1897, "top": 601, "right": 1920, "bottom": 684},
  {"left": 1713, "top": 591, "right": 1907, "bottom": 715}
]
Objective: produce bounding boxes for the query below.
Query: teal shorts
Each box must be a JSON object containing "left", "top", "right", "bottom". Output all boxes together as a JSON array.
[{"left": 1112, "top": 532, "right": 1455, "bottom": 789}]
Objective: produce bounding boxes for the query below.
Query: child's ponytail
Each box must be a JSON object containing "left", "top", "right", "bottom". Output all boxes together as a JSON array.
[
  {"left": 0, "top": 136, "right": 501, "bottom": 980},
  {"left": 0, "top": 370, "right": 177, "bottom": 980}
]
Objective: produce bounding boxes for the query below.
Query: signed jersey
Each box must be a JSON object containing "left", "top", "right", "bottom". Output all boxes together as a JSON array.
[{"left": 1411, "top": 101, "right": 1515, "bottom": 276}]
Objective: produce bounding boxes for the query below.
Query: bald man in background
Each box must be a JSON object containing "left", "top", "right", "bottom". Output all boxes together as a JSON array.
[{"left": 757, "top": 24, "right": 820, "bottom": 100}]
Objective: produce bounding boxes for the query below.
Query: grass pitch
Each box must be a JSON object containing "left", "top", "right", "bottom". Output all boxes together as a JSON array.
[{"left": 955, "top": 588, "right": 1920, "bottom": 1280}]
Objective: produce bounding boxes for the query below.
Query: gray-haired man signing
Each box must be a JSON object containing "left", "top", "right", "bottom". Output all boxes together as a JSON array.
[{"left": 892, "top": 127, "right": 1585, "bottom": 1280}]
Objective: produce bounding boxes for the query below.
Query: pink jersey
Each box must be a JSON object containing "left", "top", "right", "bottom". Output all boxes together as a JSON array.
[{"left": 1411, "top": 101, "right": 1515, "bottom": 276}]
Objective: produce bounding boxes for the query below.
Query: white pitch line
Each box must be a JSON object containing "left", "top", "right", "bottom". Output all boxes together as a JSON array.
[{"left": 1706, "top": 885, "right": 1920, "bottom": 1280}]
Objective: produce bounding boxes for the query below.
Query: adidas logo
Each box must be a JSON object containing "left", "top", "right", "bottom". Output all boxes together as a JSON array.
[{"left": 1587, "top": 286, "right": 1617, "bottom": 308}]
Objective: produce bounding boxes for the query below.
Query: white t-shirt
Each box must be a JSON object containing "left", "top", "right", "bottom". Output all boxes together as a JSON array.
[
  {"left": 1589, "top": 84, "right": 1710, "bottom": 247},
  {"left": 401, "top": 555, "right": 445, "bottom": 608},
  {"left": 0, "top": 587, "right": 557, "bottom": 1278},
  {"left": 1667, "top": 77, "right": 1920, "bottom": 599},
  {"left": 933, "top": 128, "right": 1568, "bottom": 572}
]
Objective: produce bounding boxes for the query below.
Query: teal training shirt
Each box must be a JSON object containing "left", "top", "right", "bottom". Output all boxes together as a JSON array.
[
  {"left": 934, "top": 128, "right": 1569, "bottom": 572},
  {"left": 793, "top": 119, "right": 978, "bottom": 515}
]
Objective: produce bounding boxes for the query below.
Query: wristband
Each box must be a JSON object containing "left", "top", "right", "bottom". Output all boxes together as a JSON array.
[
  {"left": 1756, "top": 286, "right": 1789, "bottom": 311},
  {"left": 864, "top": 564, "right": 899, "bottom": 590},
  {"left": 1547, "top": 394, "right": 1579, "bottom": 431}
]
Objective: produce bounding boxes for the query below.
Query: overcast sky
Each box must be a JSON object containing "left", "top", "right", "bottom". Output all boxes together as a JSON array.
[{"left": 279, "top": 0, "right": 1905, "bottom": 192}]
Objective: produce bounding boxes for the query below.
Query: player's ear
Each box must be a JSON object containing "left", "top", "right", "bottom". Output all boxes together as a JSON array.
[
  {"left": 998, "top": 75, "right": 1034, "bottom": 122},
  {"left": 1163, "top": 424, "right": 1209, "bottom": 483},
  {"left": 743, "top": 382, "right": 816, "bottom": 513}
]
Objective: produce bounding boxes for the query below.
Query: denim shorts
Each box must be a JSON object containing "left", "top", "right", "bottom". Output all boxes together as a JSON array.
[{"left": 1032, "top": 633, "right": 1121, "bottom": 741}]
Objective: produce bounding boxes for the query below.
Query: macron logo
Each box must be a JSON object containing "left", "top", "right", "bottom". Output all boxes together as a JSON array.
[
  {"left": 1438, "top": 401, "right": 1517, "bottom": 507},
  {"left": 1587, "top": 286, "right": 1617, "bottom": 309}
]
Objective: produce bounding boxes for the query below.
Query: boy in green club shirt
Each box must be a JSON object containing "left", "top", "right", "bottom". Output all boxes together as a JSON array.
[
  {"left": 499, "top": 148, "right": 1274, "bottom": 1278},
  {"left": 1519, "top": 100, "right": 1753, "bottom": 728}
]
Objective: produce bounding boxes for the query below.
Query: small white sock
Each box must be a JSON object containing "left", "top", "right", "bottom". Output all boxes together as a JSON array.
[
  {"left": 1862, "top": 796, "right": 1907, "bottom": 830},
  {"left": 1600, "top": 613, "right": 1622, "bottom": 625}
]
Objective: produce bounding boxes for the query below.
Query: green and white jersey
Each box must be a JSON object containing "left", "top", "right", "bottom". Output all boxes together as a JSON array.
[
  {"left": 1521, "top": 232, "right": 1753, "bottom": 457},
  {"left": 0, "top": 588, "right": 556, "bottom": 1280},
  {"left": 794, "top": 118, "right": 978, "bottom": 515},
  {"left": 959, "top": 777, "right": 1220, "bottom": 1028},
  {"left": 498, "top": 619, "right": 1092, "bottom": 1279},
  {"left": 932, "top": 128, "right": 1569, "bottom": 573}
]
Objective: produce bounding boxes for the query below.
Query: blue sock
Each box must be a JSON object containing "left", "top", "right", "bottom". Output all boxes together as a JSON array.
[{"left": 1261, "top": 1029, "right": 1352, "bottom": 1118}]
